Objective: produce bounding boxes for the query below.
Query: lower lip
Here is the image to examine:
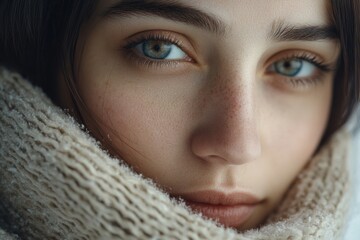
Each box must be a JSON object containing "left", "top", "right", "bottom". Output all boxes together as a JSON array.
[{"left": 185, "top": 201, "right": 256, "bottom": 228}]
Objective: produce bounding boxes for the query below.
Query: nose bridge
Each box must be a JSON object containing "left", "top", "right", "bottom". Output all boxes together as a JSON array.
[
  {"left": 191, "top": 68, "right": 261, "bottom": 165},
  {"left": 213, "top": 73, "right": 258, "bottom": 148},
  {"left": 218, "top": 75, "right": 253, "bottom": 122}
]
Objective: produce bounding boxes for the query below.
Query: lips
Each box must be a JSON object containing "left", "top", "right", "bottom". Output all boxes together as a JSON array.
[{"left": 173, "top": 190, "right": 262, "bottom": 228}]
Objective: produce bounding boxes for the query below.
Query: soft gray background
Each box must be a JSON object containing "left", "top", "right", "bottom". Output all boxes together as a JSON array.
[{"left": 344, "top": 112, "right": 360, "bottom": 240}]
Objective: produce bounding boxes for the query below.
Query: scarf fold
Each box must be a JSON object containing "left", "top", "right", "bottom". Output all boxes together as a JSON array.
[{"left": 0, "top": 68, "right": 350, "bottom": 240}]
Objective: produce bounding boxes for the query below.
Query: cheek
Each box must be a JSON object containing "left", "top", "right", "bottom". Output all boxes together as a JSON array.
[
  {"left": 266, "top": 103, "right": 329, "bottom": 163},
  {"left": 78, "top": 83, "right": 164, "bottom": 171},
  {"left": 79, "top": 81, "right": 166, "bottom": 144},
  {"left": 76, "top": 67, "right": 195, "bottom": 179},
  {"left": 259, "top": 79, "right": 332, "bottom": 197}
]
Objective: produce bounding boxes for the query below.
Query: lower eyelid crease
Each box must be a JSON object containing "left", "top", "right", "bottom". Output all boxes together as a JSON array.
[
  {"left": 286, "top": 72, "right": 327, "bottom": 89},
  {"left": 123, "top": 49, "right": 184, "bottom": 70}
]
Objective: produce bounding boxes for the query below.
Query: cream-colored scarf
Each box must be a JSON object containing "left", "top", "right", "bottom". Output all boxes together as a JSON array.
[{"left": 0, "top": 68, "right": 350, "bottom": 240}]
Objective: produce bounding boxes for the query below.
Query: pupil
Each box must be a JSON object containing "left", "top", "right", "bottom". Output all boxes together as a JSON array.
[
  {"left": 275, "top": 59, "right": 303, "bottom": 77},
  {"left": 153, "top": 44, "right": 161, "bottom": 52},
  {"left": 283, "top": 61, "right": 291, "bottom": 69},
  {"left": 143, "top": 40, "right": 172, "bottom": 59}
]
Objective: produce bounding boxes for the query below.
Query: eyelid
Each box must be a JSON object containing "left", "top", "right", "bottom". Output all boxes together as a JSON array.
[
  {"left": 264, "top": 50, "right": 334, "bottom": 73},
  {"left": 263, "top": 50, "right": 335, "bottom": 91},
  {"left": 123, "top": 30, "right": 198, "bottom": 63}
]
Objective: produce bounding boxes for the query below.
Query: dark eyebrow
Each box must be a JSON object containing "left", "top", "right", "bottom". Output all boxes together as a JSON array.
[
  {"left": 101, "top": 0, "right": 226, "bottom": 36},
  {"left": 270, "top": 20, "right": 338, "bottom": 41}
]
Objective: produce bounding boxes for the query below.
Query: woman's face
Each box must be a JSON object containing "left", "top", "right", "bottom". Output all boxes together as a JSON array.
[{"left": 67, "top": 0, "right": 340, "bottom": 230}]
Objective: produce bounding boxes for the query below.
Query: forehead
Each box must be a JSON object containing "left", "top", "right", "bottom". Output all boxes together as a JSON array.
[
  {"left": 100, "top": 0, "right": 331, "bottom": 24},
  {"left": 182, "top": 0, "right": 329, "bottom": 20},
  {"left": 181, "top": 0, "right": 331, "bottom": 32}
]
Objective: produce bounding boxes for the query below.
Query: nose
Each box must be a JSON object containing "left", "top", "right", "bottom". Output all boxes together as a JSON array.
[{"left": 190, "top": 76, "right": 261, "bottom": 165}]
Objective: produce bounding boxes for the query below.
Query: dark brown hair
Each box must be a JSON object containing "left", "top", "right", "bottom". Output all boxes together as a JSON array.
[{"left": 325, "top": 0, "right": 360, "bottom": 141}]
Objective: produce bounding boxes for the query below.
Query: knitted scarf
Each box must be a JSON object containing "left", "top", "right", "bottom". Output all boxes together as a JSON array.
[{"left": 0, "top": 67, "right": 350, "bottom": 240}]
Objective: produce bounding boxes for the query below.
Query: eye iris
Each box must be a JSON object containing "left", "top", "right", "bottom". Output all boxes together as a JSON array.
[
  {"left": 143, "top": 40, "right": 172, "bottom": 59},
  {"left": 275, "top": 59, "right": 303, "bottom": 77}
]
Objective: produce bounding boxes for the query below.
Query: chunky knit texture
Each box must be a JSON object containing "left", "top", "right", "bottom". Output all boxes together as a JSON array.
[{"left": 0, "top": 67, "right": 350, "bottom": 239}]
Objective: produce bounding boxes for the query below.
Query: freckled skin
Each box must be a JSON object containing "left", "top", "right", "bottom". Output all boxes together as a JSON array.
[{"left": 59, "top": 0, "right": 339, "bottom": 230}]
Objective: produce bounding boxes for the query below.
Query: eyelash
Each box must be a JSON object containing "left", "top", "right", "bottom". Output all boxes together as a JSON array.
[
  {"left": 123, "top": 33, "right": 193, "bottom": 69},
  {"left": 270, "top": 53, "right": 333, "bottom": 89},
  {"left": 122, "top": 33, "right": 334, "bottom": 89}
]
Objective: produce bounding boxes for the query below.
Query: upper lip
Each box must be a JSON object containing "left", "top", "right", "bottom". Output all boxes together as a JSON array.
[{"left": 173, "top": 190, "right": 263, "bottom": 206}]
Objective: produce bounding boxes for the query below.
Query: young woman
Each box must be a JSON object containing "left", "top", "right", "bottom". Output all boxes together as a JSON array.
[{"left": 0, "top": 0, "right": 359, "bottom": 239}]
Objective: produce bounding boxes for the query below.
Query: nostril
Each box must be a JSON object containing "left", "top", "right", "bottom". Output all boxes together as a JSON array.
[
  {"left": 190, "top": 124, "right": 262, "bottom": 165},
  {"left": 207, "top": 155, "right": 225, "bottom": 162},
  {"left": 202, "top": 155, "right": 228, "bottom": 164}
]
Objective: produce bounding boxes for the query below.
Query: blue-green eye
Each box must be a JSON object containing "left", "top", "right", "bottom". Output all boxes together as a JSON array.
[
  {"left": 134, "top": 40, "right": 187, "bottom": 60},
  {"left": 272, "top": 59, "right": 316, "bottom": 78}
]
